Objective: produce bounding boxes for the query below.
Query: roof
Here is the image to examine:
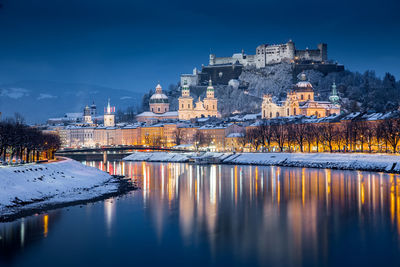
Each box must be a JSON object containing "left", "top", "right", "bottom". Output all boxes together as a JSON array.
[
  {"left": 136, "top": 111, "right": 179, "bottom": 117},
  {"left": 226, "top": 133, "right": 244, "bottom": 138},
  {"left": 150, "top": 93, "right": 169, "bottom": 103}
]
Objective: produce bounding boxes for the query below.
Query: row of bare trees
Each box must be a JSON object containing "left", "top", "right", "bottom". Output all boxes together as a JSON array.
[
  {"left": 0, "top": 121, "right": 61, "bottom": 163},
  {"left": 245, "top": 118, "right": 400, "bottom": 153}
]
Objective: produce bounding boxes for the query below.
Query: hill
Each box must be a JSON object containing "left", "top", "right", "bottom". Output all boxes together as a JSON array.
[{"left": 145, "top": 63, "right": 400, "bottom": 117}]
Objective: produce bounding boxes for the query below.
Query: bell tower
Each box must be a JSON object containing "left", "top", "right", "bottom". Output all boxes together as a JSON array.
[
  {"left": 203, "top": 79, "right": 218, "bottom": 117},
  {"left": 178, "top": 81, "right": 194, "bottom": 120},
  {"left": 103, "top": 99, "right": 115, "bottom": 127},
  {"left": 206, "top": 79, "right": 215, "bottom": 99},
  {"left": 329, "top": 82, "right": 340, "bottom": 104}
]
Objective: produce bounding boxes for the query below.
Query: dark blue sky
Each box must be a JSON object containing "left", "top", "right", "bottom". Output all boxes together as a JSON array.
[{"left": 0, "top": 0, "right": 399, "bottom": 93}]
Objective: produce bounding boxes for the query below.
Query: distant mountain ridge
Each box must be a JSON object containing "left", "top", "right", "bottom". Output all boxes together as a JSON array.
[{"left": 0, "top": 80, "right": 141, "bottom": 123}]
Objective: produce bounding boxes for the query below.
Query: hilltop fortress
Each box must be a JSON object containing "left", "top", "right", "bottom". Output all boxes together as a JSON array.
[
  {"left": 181, "top": 40, "right": 343, "bottom": 86},
  {"left": 209, "top": 40, "right": 327, "bottom": 68}
]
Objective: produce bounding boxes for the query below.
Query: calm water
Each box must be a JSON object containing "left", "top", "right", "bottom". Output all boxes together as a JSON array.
[{"left": 2, "top": 161, "right": 400, "bottom": 266}]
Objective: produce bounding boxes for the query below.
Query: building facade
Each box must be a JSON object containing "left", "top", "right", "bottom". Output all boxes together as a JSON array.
[
  {"left": 178, "top": 80, "right": 220, "bottom": 120},
  {"left": 136, "top": 83, "right": 179, "bottom": 123},
  {"left": 209, "top": 40, "right": 328, "bottom": 69},
  {"left": 103, "top": 99, "right": 115, "bottom": 127},
  {"left": 262, "top": 74, "right": 340, "bottom": 119}
]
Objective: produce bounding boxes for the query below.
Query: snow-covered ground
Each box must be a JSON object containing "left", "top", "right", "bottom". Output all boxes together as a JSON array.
[
  {"left": 123, "top": 152, "right": 400, "bottom": 173},
  {"left": 123, "top": 152, "right": 194, "bottom": 162},
  {"left": 0, "top": 158, "right": 122, "bottom": 220}
]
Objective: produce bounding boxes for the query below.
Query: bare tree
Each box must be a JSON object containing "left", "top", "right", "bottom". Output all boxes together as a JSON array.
[{"left": 271, "top": 123, "right": 287, "bottom": 152}]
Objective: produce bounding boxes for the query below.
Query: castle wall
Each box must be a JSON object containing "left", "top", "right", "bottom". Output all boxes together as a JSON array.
[
  {"left": 180, "top": 74, "right": 198, "bottom": 86},
  {"left": 200, "top": 64, "right": 243, "bottom": 85},
  {"left": 210, "top": 53, "right": 255, "bottom": 67},
  {"left": 213, "top": 41, "right": 329, "bottom": 69}
]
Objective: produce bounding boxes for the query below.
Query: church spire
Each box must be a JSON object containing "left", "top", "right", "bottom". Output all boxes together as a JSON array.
[
  {"left": 181, "top": 80, "right": 190, "bottom": 97},
  {"left": 329, "top": 81, "right": 340, "bottom": 104},
  {"left": 207, "top": 78, "right": 214, "bottom": 98}
]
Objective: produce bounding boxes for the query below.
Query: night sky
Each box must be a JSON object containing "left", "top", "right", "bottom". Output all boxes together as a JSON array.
[{"left": 0, "top": 0, "right": 399, "bottom": 93}]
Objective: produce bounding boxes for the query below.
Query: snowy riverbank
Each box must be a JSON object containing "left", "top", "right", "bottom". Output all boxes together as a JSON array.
[
  {"left": 0, "top": 158, "right": 131, "bottom": 221},
  {"left": 123, "top": 152, "right": 400, "bottom": 173}
]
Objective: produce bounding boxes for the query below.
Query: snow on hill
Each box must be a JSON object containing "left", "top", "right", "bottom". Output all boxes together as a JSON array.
[{"left": 0, "top": 158, "right": 122, "bottom": 220}]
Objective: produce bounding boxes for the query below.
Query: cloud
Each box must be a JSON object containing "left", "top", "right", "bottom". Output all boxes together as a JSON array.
[
  {"left": 37, "top": 93, "right": 57, "bottom": 100},
  {"left": 0, "top": 88, "right": 30, "bottom": 99},
  {"left": 120, "top": 96, "right": 132, "bottom": 100}
]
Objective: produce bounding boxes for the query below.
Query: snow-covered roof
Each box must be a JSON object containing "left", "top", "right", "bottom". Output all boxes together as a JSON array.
[
  {"left": 150, "top": 93, "right": 168, "bottom": 100},
  {"left": 65, "top": 112, "right": 83, "bottom": 118},
  {"left": 295, "top": 81, "right": 313, "bottom": 88},
  {"left": 226, "top": 133, "right": 244, "bottom": 138},
  {"left": 136, "top": 111, "right": 178, "bottom": 117}
]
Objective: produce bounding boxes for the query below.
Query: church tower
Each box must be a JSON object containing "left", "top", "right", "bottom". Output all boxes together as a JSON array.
[
  {"left": 206, "top": 79, "right": 214, "bottom": 98},
  {"left": 329, "top": 82, "right": 340, "bottom": 104},
  {"left": 178, "top": 81, "right": 194, "bottom": 120},
  {"left": 90, "top": 101, "right": 97, "bottom": 117},
  {"left": 203, "top": 79, "right": 218, "bottom": 117},
  {"left": 103, "top": 99, "right": 115, "bottom": 127},
  {"left": 83, "top": 105, "right": 93, "bottom": 124}
]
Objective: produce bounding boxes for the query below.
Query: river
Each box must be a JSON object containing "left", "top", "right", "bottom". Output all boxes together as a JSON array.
[{"left": 1, "top": 160, "right": 400, "bottom": 266}]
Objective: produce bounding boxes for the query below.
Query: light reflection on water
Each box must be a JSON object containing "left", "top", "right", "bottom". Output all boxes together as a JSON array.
[{"left": 1, "top": 161, "right": 400, "bottom": 266}]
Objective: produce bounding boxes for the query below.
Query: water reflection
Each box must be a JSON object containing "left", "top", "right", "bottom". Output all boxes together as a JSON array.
[
  {"left": 86, "top": 161, "right": 400, "bottom": 265},
  {"left": 1, "top": 161, "right": 400, "bottom": 266},
  {"left": 0, "top": 212, "right": 61, "bottom": 264}
]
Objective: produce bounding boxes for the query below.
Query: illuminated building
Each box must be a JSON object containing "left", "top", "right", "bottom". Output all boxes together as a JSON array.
[
  {"left": 178, "top": 79, "right": 221, "bottom": 120},
  {"left": 262, "top": 73, "right": 340, "bottom": 119},
  {"left": 136, "top": 83, "right": 179, "bottom": 123},
  {"left": 103, "top": 99, "right": 115, "bottom": 127}
]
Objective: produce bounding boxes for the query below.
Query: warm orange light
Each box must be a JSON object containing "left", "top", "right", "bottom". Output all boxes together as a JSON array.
[{"left": 43, "top": 214, "right": 48, "bottom": 238}]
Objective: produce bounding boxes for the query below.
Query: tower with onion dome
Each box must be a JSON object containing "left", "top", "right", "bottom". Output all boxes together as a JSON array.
[
  {"left": 83, "top": 105, "right": 93, "bottom": 124},
  {"left": 329, "top": 82, "right": 340, "bottom": 104},
  {"left": 178, "top": 80, "right": 194, "bottom": 120},
  {"left": 149, "top": 83, "right": 169, "bottom": 114},
  {"left": 203, "top": 79, "right": 218, "bottom": 115}
]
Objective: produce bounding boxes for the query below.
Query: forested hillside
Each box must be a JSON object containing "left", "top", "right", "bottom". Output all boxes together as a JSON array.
[{"left": 140, "top": 63, "right": 400, "bottom": 116}]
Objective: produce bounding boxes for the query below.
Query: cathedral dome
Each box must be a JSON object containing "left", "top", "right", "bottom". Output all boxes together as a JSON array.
[
  {"left": 150, "top": 93, "right": 169, "bottom": 103},
  {"left": 294, "top": 73, "right": 313, "bottom": 91},
  {"left": 149, "top": 83, "right": 169, "bottom": 103}
]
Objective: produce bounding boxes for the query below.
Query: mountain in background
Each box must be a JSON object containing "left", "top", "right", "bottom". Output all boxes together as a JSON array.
[{"left": 0, "top": 80, "right": 141, "bottom": 123}]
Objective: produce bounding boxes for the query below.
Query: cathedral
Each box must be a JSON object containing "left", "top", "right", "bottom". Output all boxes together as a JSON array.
[
  {"left": 136, "top": 83, "right": 179, "bottom": 123},
  {"left": 178, "top": 79, "right": 221, "bottom": 120},
  {"left": 262, "top": 73, "right": 340, "bottom": 119}
]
